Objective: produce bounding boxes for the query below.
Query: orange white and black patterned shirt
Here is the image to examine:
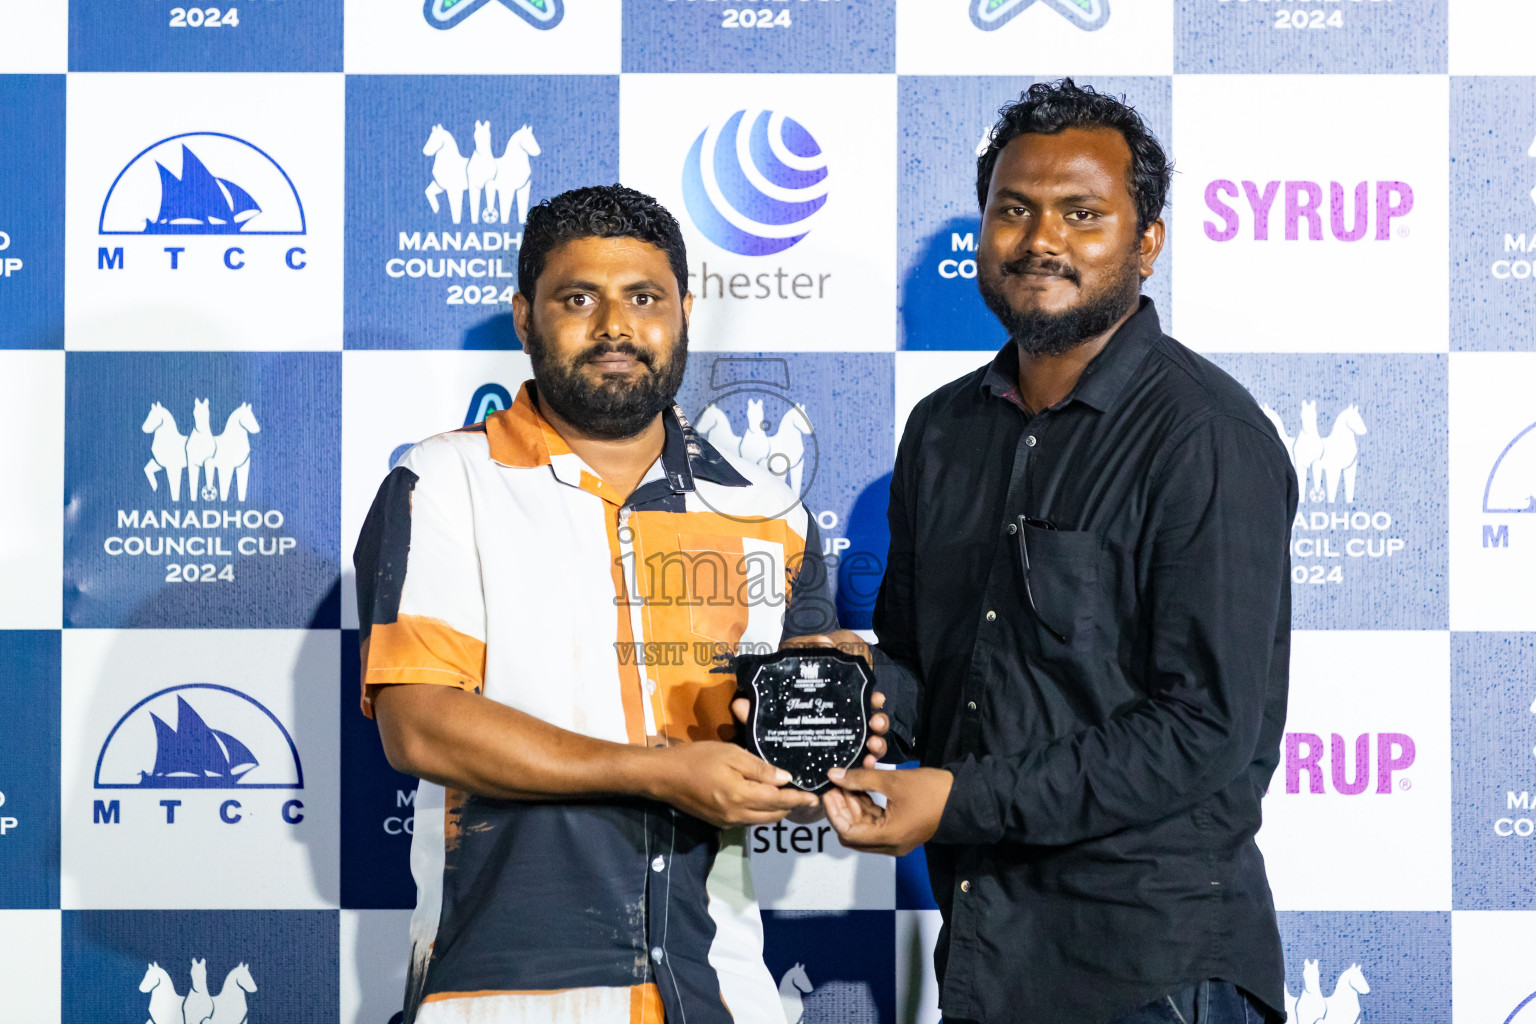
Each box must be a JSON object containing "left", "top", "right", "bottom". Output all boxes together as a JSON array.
[{"left": 354, "top": 381, "right": 834, "bottom": 1024}]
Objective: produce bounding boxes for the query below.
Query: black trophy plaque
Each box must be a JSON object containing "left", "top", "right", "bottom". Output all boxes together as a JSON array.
[{"left": 735, "top": 649, "right": 873, "bottom": 793}]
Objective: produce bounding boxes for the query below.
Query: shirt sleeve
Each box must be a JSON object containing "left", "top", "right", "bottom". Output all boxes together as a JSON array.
[
  {"left": 933, "top": 414, "right": 1296, "bottom": 847},
  {"left": 869, "top": 399, "right": 928, "bottom": 764},
  {"left": 352, "top": 436, "right": 489, "bottom": 719}
]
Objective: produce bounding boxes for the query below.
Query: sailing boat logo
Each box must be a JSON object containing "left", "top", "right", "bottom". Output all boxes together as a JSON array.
[
  {"left": 99, "top": 132, "right": 307, "bottom": 236},
  {"left": 94, "top": 684, "right": 304, "bottom": 790}
]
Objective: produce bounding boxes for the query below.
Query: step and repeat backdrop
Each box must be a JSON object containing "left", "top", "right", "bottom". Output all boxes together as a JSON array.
[{"left": 2, "top": 1, "right": 1535, "bottom": 1022}]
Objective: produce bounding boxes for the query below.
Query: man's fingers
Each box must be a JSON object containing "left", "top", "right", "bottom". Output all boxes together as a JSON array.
[
  {"left": 735, "top": 748, "right": 793, "bottom": 787},
  {"left": 869, "top": 712, "right": 889, "bottom": 736},
  {"left": 866, "top": 735, "right": 887, "bottom": 759},
  {"left": 730, "top": 697, "right": 750, "bottom": 725},
  {"left": 827, "top": 766, "right": 886, "bottom": 794},
  {"left": 871, "top": 690, "right": 886, "bottom": 710},
  {"left": 740, "top": 780, "right": 818, "bottom": 812}
]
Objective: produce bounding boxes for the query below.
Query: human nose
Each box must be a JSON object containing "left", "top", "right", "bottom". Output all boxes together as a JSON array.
[{"left": 593, "top": 296, "right": 632, "bottom": 341}]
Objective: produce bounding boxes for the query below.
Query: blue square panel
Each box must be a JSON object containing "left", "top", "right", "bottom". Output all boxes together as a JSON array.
[
  {"left": 70, "top": 0, "right": 343, "bottom": 72},
  {"left": 0, "top": 76, "right": 65, "bottom": 349},
  {"left": 344, "top": 75, "right": 620, "bottom": 350},
  {"left": 0, "top": 631, "right": 61, "bottom": 909},
  {"left": 1175, "top": 0, "right": 1446, "bottom": 73},
  {"left": 64, "top": 352, "right": 341, "bottom": 629},
  {"left": 622, "top": 0, "right": 894, "bottom": 73}
]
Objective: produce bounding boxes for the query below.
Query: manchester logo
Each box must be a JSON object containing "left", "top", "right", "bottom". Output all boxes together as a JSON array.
[
  {"left": 140, "top": 959, "right": 257, "bottom": 1024},
  {"left": 95, "top": 684, "right": 303, "bottom": 790},
  {"left": 423, "top": 0, "right": 564, "bottom": 30},
  {"left": 970, "top": 0, "right": 1110, "bottom": 32},
  {"left": 681, "top": 110, "right": 829, "bottom": 257},
  {"left": 100, "top": 133, "right": 305, "bottom": 236}
]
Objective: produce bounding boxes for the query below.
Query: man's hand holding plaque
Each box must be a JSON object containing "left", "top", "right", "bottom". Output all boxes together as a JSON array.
[{"left": 733, "top": 646, "right": 875, "bottom": 793}]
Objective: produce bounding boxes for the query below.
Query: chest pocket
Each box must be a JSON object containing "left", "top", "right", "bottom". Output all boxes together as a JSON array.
[
  {"left": 669, "top": 533, "right": 752, "bottom": 648},
  {"left": 1020, "top": 527, "right": 1105, "bottom": 650}
]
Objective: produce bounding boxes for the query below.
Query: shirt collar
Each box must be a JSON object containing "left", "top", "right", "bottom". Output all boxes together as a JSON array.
[
  {"left": 980, "top": 296, "right": 1163, "bottom": 414},
  {"left": 483, "top": 381, "right": 750, "bottom": 492}
]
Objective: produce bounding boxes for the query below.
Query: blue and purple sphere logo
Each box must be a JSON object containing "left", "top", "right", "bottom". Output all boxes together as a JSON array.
[{"left": 681, "top": 110, "right": 829, "bottom": 257}]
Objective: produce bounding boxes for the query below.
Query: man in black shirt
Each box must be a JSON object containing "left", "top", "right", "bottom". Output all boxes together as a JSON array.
[{"left": 812, "top": 80, "right": 1296, "bottom": 1023}]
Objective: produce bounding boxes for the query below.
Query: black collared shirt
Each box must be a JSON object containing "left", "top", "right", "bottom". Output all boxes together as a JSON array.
[{"left": 874, "top": 299, "right": 1296, "bottom": 1024}]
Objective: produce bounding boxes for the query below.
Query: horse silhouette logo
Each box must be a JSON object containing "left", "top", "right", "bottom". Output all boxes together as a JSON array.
[
  {"left": 142, "top": 400, "right": 260, "bottom": 502},
  {"left": 423, "top": 122, "right": 541, "bottom": 226},
  {"left": 696, "top": 398, "right": 814, "bottom": 495},
  {"left": 1284, "top": 960, "right": 1370, "bottom": 1024},
  {"left": 100, "top": 133, "right": 305, "bottom": 236},
  {"left": 1260, "top": 401, "right": 1368, "bottom": 504},
  {"left": 140, "top": 959, "right": 257, "bottom": 1024},
  {"left": 778, "top": 963, "right": 812, "bottom": 1024},
  {"left": 971, "top": 0, "right": 1111, "bottom": 32},
  {"left": 423, "top": 0, "right": 564, "bottom": 30}
]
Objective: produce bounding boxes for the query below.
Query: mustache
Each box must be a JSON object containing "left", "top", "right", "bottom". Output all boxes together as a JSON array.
[
  {"left": 578, "top": 341, "right": 656, "bottom": 370},
  {"left": 1000, "top": 256, "right": 1080, "bottom": 285}
]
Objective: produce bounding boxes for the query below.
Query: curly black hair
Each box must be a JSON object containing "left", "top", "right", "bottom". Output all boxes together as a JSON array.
[
  {"left": 976, "top": 79, "right": 1171, "bottom": 233},
  {"left": 518, "top": 184, "right": 689, "bottom": 298}
]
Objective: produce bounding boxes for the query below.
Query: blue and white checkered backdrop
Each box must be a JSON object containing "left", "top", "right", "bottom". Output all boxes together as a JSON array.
[{"left": 1, "top": 2, "right": 1533, "bottom": 1021}]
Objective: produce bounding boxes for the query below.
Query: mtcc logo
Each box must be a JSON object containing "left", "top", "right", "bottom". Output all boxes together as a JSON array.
[
  {"left": 423, "top": 0, "right": 564, "bottom": 29},
  {"left": 143, "top": 400, "right": 260, "bottom": 502},
  {"left": 93, "top": 684, "right": 304, "bottom": 827},
  {"left": 100, "top": 134, "right": 305, "bottom": 236},
  {"left": 1505, "top": 990, "right": 1536, "bottom": 1024},
  {"left": 1285, "top": 960, "right": 1370, "bottom": 1024},
  {"left": 971, "top": 0, "right": 1110, "bottom": 31},
  {"left": 1484, "top": 419, "right": 1536, "bottom": 514},
  {"left": 97, "top": 133, "right": 307, "bottom": 273},
  {"left": 139, "top": 958, "right": 257, "bottom": 1024},
  {"left": 96, "top": 685, "right": 303, "bottom": 790},
  {"left": 423, "top": 122, "right": 541, "bottom": 226},
  {"left": 682, "top": 110, "right": 829, "bottom": 257}
]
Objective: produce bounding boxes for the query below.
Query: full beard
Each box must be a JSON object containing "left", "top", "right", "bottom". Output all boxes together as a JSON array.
[
  {"left": 525, "top": 322, "right": 689, "bottom": 440},
  {"left": 978, "top": 247, "right": 1144, "bottom": 358}
]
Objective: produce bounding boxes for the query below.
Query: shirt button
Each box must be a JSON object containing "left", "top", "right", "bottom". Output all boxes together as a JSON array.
[
  {"left": 985, "top": 610, "right": 996, "bottom": 622},
  {"left": 651, "top": 947, "right": 664, "bottom": 963},
  {"left": 960, "top": 880, "right": 972, "bottom": 893},
  {"left": 651, "top": 855, "right": 666, "bottom": 873},
  {"left": 1007, "top": 522, "right": 1018, "bottom": 534},
  {"left": 967, "top": 701, "right": 977, "bottom": 712},
  {"left": 1025, "top": 435, "right": 1037, "bottom": 447}
]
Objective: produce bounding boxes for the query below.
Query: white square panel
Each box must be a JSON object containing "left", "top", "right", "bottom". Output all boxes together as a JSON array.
[
  {"left": 1450, "top": 353, "right": 1536, "bottom": 632},
  {"left": 896, "top": 0, "right": 1173, "bottom": 76},
  {"left": 0, "top": 4, "right": 65, "bottom": 73},
  {"left": 894, "top": 350, "right": 992, "bottom": 449},
  {"left": 64, "top": 73, "right": 344, "bottom": 351},
  {"left": 0, "top": 910, "right": 60, "bottom": 1024},
  {"left": 1449, "top": 0, "right": 1536, "bottom": 74},
  {"left": 1452, "top": 911, "right": 1536, "bottom": 1024},
  {"left": 61, "top": 629, "right": 340, "bottom": 909},
  {"left": 0, "top": 351, "right": 62, "bottom": 628},
  {"left": 1259, "top": 630, "right": 1451, "bottom": 911},
  {"left": 343, "top": 0, "right": 620, "bottom": 74},
  {"left": 340, "top": 909, "right": 412, "bottom": 1024},
  {"left": 620, "top": 74, "right": 897, "bottom": 353},
  {"left": 748, "top": 818, "right": 896, "bottom": 911},
  {"left": 340, "top": 350, "right": 533, "bottom": 628},
  {"left": 1172, "top": 75, "right": 1448, "bottom": 354}
]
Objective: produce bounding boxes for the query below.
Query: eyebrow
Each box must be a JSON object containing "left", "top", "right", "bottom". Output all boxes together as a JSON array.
[
  {"left": 992, "top": 188, "right": 1112, "bottom": 206},
  {"left": 552, "top": 278, "right": 668, "bottom": 294}
]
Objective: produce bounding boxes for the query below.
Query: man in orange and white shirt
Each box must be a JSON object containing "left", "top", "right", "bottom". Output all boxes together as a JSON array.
[{"left": 354, "top": 185, "right": 849, "bottom": 1024}]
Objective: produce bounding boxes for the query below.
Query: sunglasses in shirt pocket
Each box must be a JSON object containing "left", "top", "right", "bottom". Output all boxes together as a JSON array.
[{"left": 1019, "top": 525, "right": 1105, "bottom": 648}]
